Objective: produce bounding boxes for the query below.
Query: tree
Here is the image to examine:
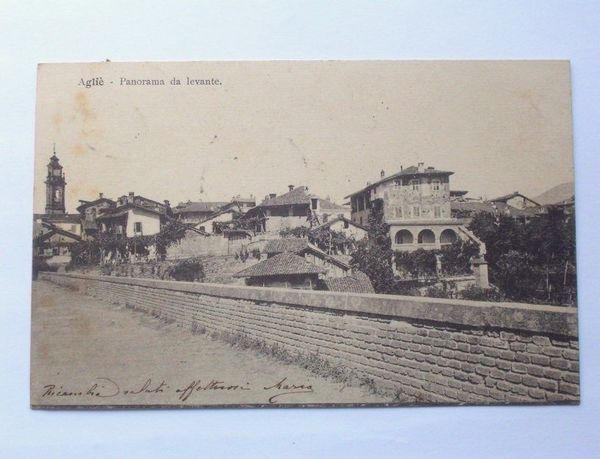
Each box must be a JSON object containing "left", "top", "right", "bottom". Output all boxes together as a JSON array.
[
  {"left": 350, "top": 199, "right": 395, "bottom": 293},
  {"left": 467, "top": 208, "right": 576, "bottom": 304},
  {"left": 439, "top": 239, "right": 480, "bottom": 276},
  {"left": 68, "top": 219, "right": 189, "bottom": 267},
  {"left": 494, "top": 250, "right": 541, "bottom": 301},
  {"left": 280, "top": 223, "right": 356, "bottom": 254}
]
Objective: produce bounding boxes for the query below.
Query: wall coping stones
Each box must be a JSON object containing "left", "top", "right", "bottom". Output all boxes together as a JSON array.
[{"left": 40, "top": 272, "right": 578, "bottom": 338}]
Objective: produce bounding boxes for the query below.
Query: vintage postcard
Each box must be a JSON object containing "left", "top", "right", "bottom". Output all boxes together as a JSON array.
[{"left": 31, "top": 61, "right": 578, "bottom": 408}]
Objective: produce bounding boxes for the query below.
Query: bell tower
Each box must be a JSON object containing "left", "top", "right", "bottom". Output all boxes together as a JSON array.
[{"left": 45, "top": 145, "right": 66, "bottom": 215}]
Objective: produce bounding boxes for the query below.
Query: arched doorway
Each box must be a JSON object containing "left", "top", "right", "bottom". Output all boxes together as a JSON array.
[
  {"left": 395, "top": 229, "right": 413, "bottom": 245},
  {"left": 417, "top": 229, "right": 435, "bottom": 244},
  {"left": 440, "top": 228, "right": 458, "bottom": 245}
]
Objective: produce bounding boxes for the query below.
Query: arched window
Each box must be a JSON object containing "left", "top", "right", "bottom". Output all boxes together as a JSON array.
[
  {"left": 440, "top": 228, "right": 458, "bottom": 245},
  {"left": 417, "top": 229, "right": 435, "bottom": 244},
  {"left": 395, "top": 229, "right": 413, "bottom": 244}
]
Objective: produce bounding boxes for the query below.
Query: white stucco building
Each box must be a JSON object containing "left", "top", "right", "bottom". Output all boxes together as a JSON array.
[{"left": 96, "top": 192, "right": 167, "bottom": 237}]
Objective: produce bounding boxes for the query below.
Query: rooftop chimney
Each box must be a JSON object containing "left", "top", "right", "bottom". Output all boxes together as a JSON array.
[
  {"left": 164, "top": 200, "right": 170, "bottom": 206},
  {"left": 288, "top": 185, "right": 294, "bottom": 191},
  {"left": 269, "top": 193, "right": 277, "bottom": 199},
  {"left": 417, "top": 162, "right": 424, "bottom": 172},
  {"left": 99, "top": 192, "right": 103, "bottom": 199},
  {"left": 400, "top": 165, "right": 403, "bottom": 171},
  {"left": 380, "top": 170, "right": 385, "bottom": 178}
]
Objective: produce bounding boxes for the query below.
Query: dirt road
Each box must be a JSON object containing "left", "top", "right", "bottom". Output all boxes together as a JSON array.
[{"left": 31, "top": 280, "right": 388, "bottom": 407}]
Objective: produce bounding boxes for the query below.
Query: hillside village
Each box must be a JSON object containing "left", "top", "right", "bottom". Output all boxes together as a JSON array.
[{"left": 33, "top": 149, "right": 576, "bottom": 302}]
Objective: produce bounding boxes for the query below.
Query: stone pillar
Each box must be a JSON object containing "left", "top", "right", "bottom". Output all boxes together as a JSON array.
[
  {"left": 435, "top": 254, "right": 443, "bottom": 277},
  {"left": 472, "top": 256, "right": 490, "bottom": 289}
]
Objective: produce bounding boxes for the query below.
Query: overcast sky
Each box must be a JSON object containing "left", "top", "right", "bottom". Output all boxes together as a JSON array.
[{"left": 33, "top": 61, "right": 574, "bottom": 213}]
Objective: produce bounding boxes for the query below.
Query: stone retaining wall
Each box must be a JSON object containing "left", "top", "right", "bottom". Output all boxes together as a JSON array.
[{"left": 39, "top": 272, "right": 579, "bottom": 404}]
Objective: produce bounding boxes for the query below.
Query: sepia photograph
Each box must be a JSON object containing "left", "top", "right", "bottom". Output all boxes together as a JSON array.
[{"left": 30, "top": 60, "right": 578, "bottom": 408}]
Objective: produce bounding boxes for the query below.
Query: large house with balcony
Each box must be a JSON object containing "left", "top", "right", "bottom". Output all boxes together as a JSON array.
[
  {"left": 95, "top": 192, "right": 169, "bottom": 237},
  {"left": 346, "top": 163, "right": 477, "bottom": 253},
  {"left": 242, "top": 185, "right": 350, "bottom": 233},
  {"left": 76, "top": 193, "right": 116, "bottom": 239}
]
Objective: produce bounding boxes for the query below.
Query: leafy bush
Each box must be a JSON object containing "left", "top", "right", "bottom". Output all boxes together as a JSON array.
[
  {"left": 425, "top": 285, "right": 451, "bottom": 299},
  {"left": 424, "top": 280, "right": 458, "bottom": 299},
  {"left": 439, "top": 239, "right": 480, "bottom": 275},
  {"left": 460, "top": 284, "right": 506, "bottom": 302},
  {"left": 394, "top": 240, "right": 479, "bottom": 279},
  {"left": 69, "top": 220, "right": 189, "bottom": 267},
  {"left": 167, "top": 258, "right": 205, "bottom": 282},
  {"left": 389, "top": 278, "right": 422, "bottom": 296},
  {"left": 394, "top": 249, "right": 437, "bottom": 278},
  {"left": 280, "top": 224, "right": 356, "bottom": 255},
  {"left": 309, "top": 227, "right": 355, "bottom": 254}
]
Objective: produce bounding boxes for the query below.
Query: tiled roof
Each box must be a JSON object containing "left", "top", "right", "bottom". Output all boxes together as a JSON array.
[
  {"left": 121, "top": 195, "right": 166, "bottom": 209},
  {"left": 259, "top": 186, "right": 312, "bottom": 207},
  {"left": 263, "top": 238, "right": 350, "bottom": 270},
  {"left": 451, "top": 201, "right": 536, "bottom": 218},
  {"left": 197, "top": 206, "right": 240, "bottom": 225},
  {"left": 490, "top": 191, "right": 540, "bottom": 206},
  {"left": 264, "top": 238, "right": 310, "bottom": 254},
  {"left": 327, "top": 253, "right": 352, "bottom": 268},
  {"left": 345, "top": 165, "right": 454, "bottom": 198},
  {"left": 173, "top": 201, "right": 228, "bottom": 214},
  {"left": 322, "top": 271, "right": 375, "bottom": 294},
  {"left": 96, "top": 204, "right": 164, "bottom": 220},
  {"left": 232, "top": 197, "right": 256, "bottom": 204},
  {"left": 76, "top": 198, "right": 115, "bottom": 213},
  {"left": 257, "top": 187, "right": 347, "bottom": 211},
  {"left": 450, "top": 190, "right": 469, "bottom": 197},
  {"left": 234, "top": 252, "right": 326, "bottom": 278},
  {"left": 35, "top": 226, "right": 82, "bottom": 243},
  {"left": 34, "top": 213, "right": 81, "bottom": 224}
]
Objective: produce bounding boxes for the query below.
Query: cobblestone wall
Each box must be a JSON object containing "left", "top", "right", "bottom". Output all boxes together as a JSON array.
[{"left": 40, "top": 272, "right": 579, "bottom": 404}]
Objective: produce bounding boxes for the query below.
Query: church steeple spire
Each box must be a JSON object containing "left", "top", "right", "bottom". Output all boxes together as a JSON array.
[{"left": 45, "top": 145, "right": 66, "bottom": 214}]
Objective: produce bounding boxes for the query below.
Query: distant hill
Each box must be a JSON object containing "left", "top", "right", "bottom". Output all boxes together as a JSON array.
[{"left": 533, "top": 182, "right": 574, "bottom": 206}]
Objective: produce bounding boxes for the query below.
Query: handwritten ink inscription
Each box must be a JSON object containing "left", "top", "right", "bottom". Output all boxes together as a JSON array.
[{"left": 40, "top": 377, "right": 313, "bottom": 404}]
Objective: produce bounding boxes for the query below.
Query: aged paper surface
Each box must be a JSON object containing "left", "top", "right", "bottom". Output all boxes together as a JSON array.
[{"left": 31, "top": 61, "right": 578, "bottom": 408}]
